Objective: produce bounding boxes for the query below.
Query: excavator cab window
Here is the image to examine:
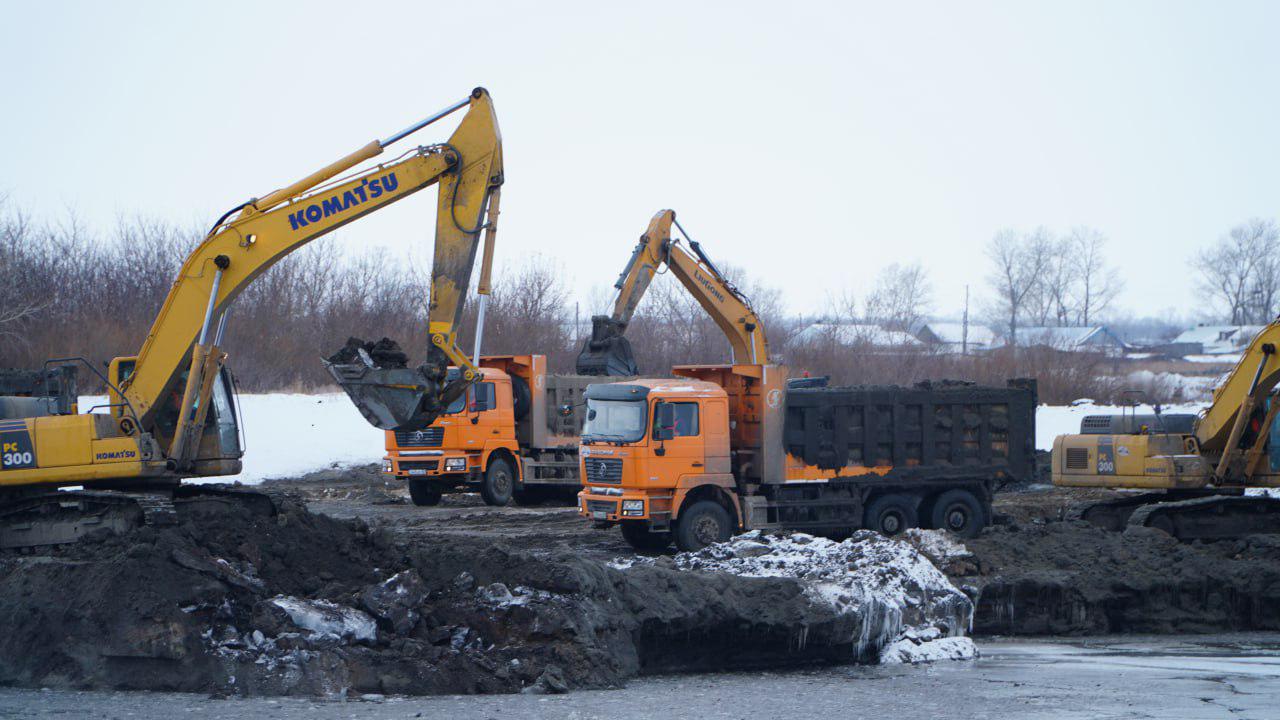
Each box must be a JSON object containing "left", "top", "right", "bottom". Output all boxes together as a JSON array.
[{"left": 208, "top": 367, "right": 240, "bottom": 457}]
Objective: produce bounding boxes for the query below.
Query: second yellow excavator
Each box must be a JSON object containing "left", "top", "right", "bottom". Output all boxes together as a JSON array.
[
  {"left": 575, "top": 209, "right": 768, "bottom": 376},
  {"left": 1053, "top": 321, "right": 1280, "bottom": 539},
  {"left": 0, "top": 88, "right": 503, "bottom": 547}
]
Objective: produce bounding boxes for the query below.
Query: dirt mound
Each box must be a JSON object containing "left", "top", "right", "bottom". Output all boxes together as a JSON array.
[
  {"left": 952, "top": 519, "right": 1280, "bottom": 635},
  {"left": 0, "top": 490, "right": 952, "bottom": 697},
  {"left": 326, "top": 337, "right": 408, "bottom": 368}
]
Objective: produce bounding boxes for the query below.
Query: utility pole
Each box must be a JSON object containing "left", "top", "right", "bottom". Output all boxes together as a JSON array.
[{"left": 962, "top": 285, "right": 970, "bottom": 356}]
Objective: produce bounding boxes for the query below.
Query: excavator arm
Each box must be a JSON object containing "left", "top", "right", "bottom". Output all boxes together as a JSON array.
[
  {"left": 120, "top": 88, "right": 502, "bottom": 468},
  {"left": 1190, "top": 320, "right": 1280, "bottom": 479},
  {"left": 576, "top": 210, "right": 769, "bottom": 375}
]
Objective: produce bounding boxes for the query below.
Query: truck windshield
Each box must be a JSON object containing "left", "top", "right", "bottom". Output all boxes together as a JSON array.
[{"left": 583, "top": 399, "right": 646, "bottom": 443}]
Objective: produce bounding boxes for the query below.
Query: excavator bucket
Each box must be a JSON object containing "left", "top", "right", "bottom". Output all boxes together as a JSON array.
[
  {"left": 325, "top": 362, "right": 445, "bottom": 431},
  {"left": 575, "top": 316, "right": 640, "bottom": 376},
  {"left": 324, "top": 338, "right": 454, "bottom": 431}
]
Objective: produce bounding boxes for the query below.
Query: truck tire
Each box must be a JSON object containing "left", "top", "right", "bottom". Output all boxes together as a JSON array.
[
  {"left": 929, "top": 489, "right": 986, "bottom": 538},
  {"left": 509, "top": 375, "right": 532, "bottom": 422},
  {"left": 408, "top": 478, "right": 443, "bottom": 507},
  {"left": 480, "top": 457, "right": 515, "bottom": 506},
  {"left": 620, "top": 522, "right": 672, "bottom": 551},
  {"left": 864, "top": 494, "right": 918, "bottom": 536},
  {"left": 674, "top": 500, "right": 732, "bottom": 552}
]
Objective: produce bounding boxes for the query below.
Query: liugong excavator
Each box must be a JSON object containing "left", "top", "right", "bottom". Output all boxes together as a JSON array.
[
  {"left": 1054, "top": 322, "right": 1280, "bottom": 540},
  {"left": 0, "top": 88, "right": 503, "bottom": 547}
]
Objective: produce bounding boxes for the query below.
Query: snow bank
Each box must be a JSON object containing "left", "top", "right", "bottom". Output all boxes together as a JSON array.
[
  {"left": 82, "top": 392, "right": 385, "bottom": 484},
  {"left": 625, "top": 530, "right": 976, "bottom": 665}
]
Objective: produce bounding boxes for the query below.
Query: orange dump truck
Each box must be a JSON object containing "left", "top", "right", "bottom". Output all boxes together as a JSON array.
[
  {"left": 385, "top": 355, "right": 600, "bottom": 506},
  {"left": 578, "top": 364, "right": 1037, "bottom": 551}
]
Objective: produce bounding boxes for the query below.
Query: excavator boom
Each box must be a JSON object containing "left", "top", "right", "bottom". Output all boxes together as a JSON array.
[{"left": 576, "top": 209, "right": 769, "bottom": 375}]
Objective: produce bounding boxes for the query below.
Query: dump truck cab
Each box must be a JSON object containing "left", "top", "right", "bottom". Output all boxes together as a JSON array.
[
  {"left": 385, "top": 365, "right": 520, "bottom": 505},
  {"left": 578, "top": 371, "right": 756, "bottom": 550},
  {"left": 385, "top": 354, "right": 595, "bottom": 507}
]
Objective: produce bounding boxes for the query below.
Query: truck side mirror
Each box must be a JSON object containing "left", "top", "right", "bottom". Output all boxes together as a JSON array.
[
  {"left": 654, "top": 402, "right": 675, "bottom": 441},
  {"left": 559, "top": 403, "right": 574, "bottom": 417}
]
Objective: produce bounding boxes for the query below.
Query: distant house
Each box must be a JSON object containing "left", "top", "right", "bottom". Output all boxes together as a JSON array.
[
  {"left": 792, "top": 322, "right": 923, "bottom": 349},
  {"left": 915, "top": 322, "right": 997, "bottom": 354},
  {"left": 1172, "top": 325, "right": 1265, "bottom": 355},
  {"left": 992, "top": 326, "right": 1127, "bottom": 356}
]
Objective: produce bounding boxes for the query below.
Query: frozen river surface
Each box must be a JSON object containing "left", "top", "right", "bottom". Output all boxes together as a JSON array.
[{"left": 2, "top": 634, "right": 1278, "bottom": 719}]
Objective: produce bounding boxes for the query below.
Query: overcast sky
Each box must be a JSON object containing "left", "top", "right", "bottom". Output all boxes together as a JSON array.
[{"left": 3, "top": 0, "right": 1278, "bottom": 322}]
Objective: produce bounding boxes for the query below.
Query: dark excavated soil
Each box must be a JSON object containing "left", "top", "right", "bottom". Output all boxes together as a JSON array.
[
  {"left": 949, "top": 488, "right": 1280, "bottom": 636},
  {"left": 5, "top": 465, "right": 1280, "bottom": 697},
  {"left": 0, "top": 472, "right": 884, "bottom": 697}
]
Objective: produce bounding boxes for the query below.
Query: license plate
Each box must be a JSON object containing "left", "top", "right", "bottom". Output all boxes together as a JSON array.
[
  {"left": 592, "top": 511, "right": 607, "bottom": 520},
  {"left": 408, "top": 469, "right": 427, "bottom": 476}
]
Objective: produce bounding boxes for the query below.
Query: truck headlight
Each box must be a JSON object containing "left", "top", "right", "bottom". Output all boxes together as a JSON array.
[
  {"left": 383, "top": 459, "right": 394, "bottom": 473},
  {"left": 622, "top": 499, "right": 644, "bottom": 516},
  {"left": 445, "top": 458, "right": 467, "bottom": 472}
]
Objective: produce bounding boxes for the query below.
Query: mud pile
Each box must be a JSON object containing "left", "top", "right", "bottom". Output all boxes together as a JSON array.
[
  {"left": 952, "top": 520, "right": 1280, "bottom": 635},
  {"left": 325, "top": 337, "right": 408, "bottom": 368},
  {"left": 0, "top": 491, "right": 968, "bottom": 698}
]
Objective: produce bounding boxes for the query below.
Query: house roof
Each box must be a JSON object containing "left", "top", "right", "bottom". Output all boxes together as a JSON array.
[
  {"left": 994, "top": 326, "right": 1125, "bottom": 349},
  {"left": 916, "top": 322, "right": 997, "bottom": 346},
  {"left": 1173, "top": 325, "right": 1265, "bottom": 354},
  {"left": 792, "top": 323, "right": 923, "bottom": 348}
]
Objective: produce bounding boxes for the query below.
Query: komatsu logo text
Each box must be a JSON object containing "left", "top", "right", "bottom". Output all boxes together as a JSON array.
[
  {"left": 288, "top": 173, "right": 400, "bottom": 231},
  {"left": 95, "top": 449, "right": 137, "bottom": 461}
]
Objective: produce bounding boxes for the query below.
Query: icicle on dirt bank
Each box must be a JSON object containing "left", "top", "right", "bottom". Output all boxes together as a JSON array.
[{"left": 0, "top": 492, "right": 974, "bottom": 698}]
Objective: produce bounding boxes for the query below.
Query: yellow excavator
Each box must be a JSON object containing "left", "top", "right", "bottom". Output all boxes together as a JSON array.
[
  {"left": 1054, "top": 321, "right": 1280, "bottom": 539},
  {"left": 0, "top": 88, "right": 503, "bottom": 547},
  {"left": 575, "top": 209, "right": 769, "bottom": 375}
]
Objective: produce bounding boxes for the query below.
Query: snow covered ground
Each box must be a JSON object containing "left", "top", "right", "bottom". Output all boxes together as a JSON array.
[{"left": 81, "top": 393, "right": 385, "bottom": 484}]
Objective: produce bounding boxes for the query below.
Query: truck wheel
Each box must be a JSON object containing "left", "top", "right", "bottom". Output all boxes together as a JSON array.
[
  {"left": 620, "top": 522, "right": 672, "bottom": 551},
  {"left": 408, "top": 478, "right": 443, "bottom": 507},
  {"left": 674, "top": 500, "right": 732, "bottom": 552},
  {"left": 480, "top": 457, "right": 515, "bottom": 506},
  {"left": 864, "top": 494, "right": 918, "bottom": 536},
  {"left": 929, "top": 489, "right": 985, "bottom": 538}
]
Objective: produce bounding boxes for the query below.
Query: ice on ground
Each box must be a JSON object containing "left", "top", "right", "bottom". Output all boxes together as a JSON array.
[
  {"left": 625, "top": 530, "right": 974, "bottom": 665},
  {"left": 270, "top": 596, "right": 377, "bottom": 642},
  {"left": 881, "top": 634, "right": 978, "bottom": 664}
]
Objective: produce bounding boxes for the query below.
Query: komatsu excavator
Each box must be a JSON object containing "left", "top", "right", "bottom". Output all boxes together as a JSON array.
[
  {"left": 575, "top": 209, "right": 768, "bottom": 375},
  {"left": 1054, "top": 321, "right": 1280, "bottom": 539},
  {"left": 0, "top": 88, "right": 503, "bottom": 547}
]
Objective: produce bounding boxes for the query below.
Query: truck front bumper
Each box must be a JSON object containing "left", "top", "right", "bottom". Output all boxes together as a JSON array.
[
  {"left": 578, "top": 487, "right": 650, "bottom": 522},
  {"left": 385, "top": 453, "right": 473, "bottom": 479}
]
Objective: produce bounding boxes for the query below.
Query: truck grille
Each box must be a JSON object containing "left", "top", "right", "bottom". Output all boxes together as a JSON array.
[
  {"left": 395, "top": 427, "right": 443, "bottom": 447},
  {"left": 399, "top": 460, "right": 440, "bottom": 472},
  {"left": 584, "top": 458, "right": 623, "bottom": 484},
  {"left": 586, "top": 500, "right": 617, "bottom": 515}
]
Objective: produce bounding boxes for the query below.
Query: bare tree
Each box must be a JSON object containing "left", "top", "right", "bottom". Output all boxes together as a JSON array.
[
  {"left": 986, "top": 227, "right": 1052, "bottom": 346},
  {"left": 1070, "top": 226, "right": 1123, "bottom": 326},
  {"left": 1193, "top": 218, "right": 1279, "bottom": 324},
  {"left": 864, "top": 261, "right": 932, "bottom": 331}
]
